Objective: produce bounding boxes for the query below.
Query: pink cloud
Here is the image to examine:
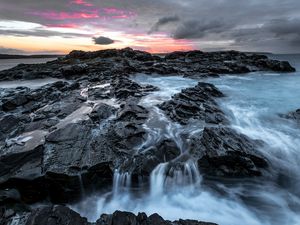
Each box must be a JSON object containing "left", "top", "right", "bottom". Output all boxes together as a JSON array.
[
  {"left": 45, "top": 23, "right": 79, "bottom": 28},
  {"left": 71, "top": 0, "right": 93, "bottom": 7},
  {"left": 30, "top": 11, "right": 99, "bottom": 20},
  {"left": 29, "top": 0, "right": 137, "bottom": 22}
]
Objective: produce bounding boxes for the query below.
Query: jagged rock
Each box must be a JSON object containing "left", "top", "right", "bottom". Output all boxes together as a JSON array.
[
  {"left": 61, "top": 63, "right": 88, "bottom": 76},
  {"left": 282, "top": 108, "right": 300, "bottom": 124},
  {"left": 0, "top": 99, "right": 151, "bottom": 204},
  {"left": 130, "top": 139, "right": 181, "bottom": 177},
  {"left": 0, "top": 114, "right": 20, "bottom": 134},
  {"left": 0, "top": 207, "right": 217, "bottom": 225},
  {"left": 254, "top": 58, "right": 296, "bottom": 72},
  {"left": 111, "top": 77, "right": 158, "bottom": 100},
  {"left": 88, "top": 86, "right": 111, "bottom": 100},
  {"left": 190, "top": 127, "right": 268, "bottom": 177},
  {"left": 159, "top": 82, "right": 228, "bottom": 125},
  {"left": 25, "top": 206, "right": 89, "bottom": 225},
  {"left": 96, "top": 210, "right": 217, "bottom": 225},
  {"left": 89, "top": 103, "right": 117, "bottom": 122},
  {"left": 1, "top": 87, "right": 30, "bottom": 111},
  {"left": 1, "top": 48, "right": 294, "bottom": 81},
  {"left": 0, "top": 81, "right": 79, "bottom": 114}
]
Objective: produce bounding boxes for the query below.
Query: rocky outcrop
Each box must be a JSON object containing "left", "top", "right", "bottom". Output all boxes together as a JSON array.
[
  {"left": 190, "top": 127, "right": 268, "bottom": 177},
  {"left": 159, "top": 82, "right": 228, "bottom": 125},
  {"left": 0, "top": 206, "right": 217, "bottom": 225},
  {"left": 129, "top": 139, "right": 181, "bottom": 177},
  {"left": 111, "top": 77, "right": 158, "bottom": 100},
  {"left": 0, "top": 94, "right": 153, "bottom": 203},
  {"left": 164, "top": 50, "right": 295, "bottom": 74},
  {"left": 0, "top": 48, "right": 295, "bottom": 81},
  {"left": 97, "top": 210, "right": 217, "bottom": 225}
]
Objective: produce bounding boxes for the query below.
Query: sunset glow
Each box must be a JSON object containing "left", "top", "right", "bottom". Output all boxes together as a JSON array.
[
  {"left": 1, "top": 0, "right": 299, "bottom": 54},
  {"left": 0, "top": 0, "right": 195, "bottom": 54}
]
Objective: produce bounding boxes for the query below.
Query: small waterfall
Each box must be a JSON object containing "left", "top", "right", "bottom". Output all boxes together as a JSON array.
[
  {"left": 150, "top": 160, "right": 201, "bottom": 197},
  {"left": 150, "top": 163, "right": 167, "bottom": 197},
  {"left": 78, "top": 174, "right": 85, "bottom": 198},
  {"left": 112, "top": 169, "right": 131, "bottom": 196},
  {"left": 167, "top": 160, "right": 201, "bottom": 187}
]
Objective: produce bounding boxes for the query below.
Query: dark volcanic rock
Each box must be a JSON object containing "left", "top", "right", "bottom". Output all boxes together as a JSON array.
[
  {"left": 61, "top": 63, "right": 88, "bottom": 77},
  {"left": 282, "top": 108, "right": 300, "bottom": 125},
  {"left": 0, "top": 114, "right": 20, "bottom": 134},
  {"left": 111, "top": 77, "right": 158, "bottom": 100},
  {"left": 89, "top": 103, "right": 117, "bottom": 122},
  {"left": 159, "top": 82, "right": 228, "bottom": 125},
  {"left": 253, "top": 58, "right": 296, "bottom": 72},
  {"left": 97, "top": 210, "right": 217, "bottom": 225},
  {"left": 190, "top": 127, "right": 268, "bottom": 177},
  {"left": 130, "top": 139, "right": 181, "bottom": 177},
  {"left": 0, "top": 81, "right": 79, "bottom": 114},
  {"left": 0, "top": 207, "right": 217, "bottom": 225},
  {"left": 3, "top": 206, "right": 89, "bottom": 225},
  {"left": 26, "top": 206, "right": 90, "bottom": 225},
  {"left": 0, "top": 97, "right": 152, "bottom": 204},
  {"left": 0, "top": 48, "right": 295, "bottom": 82}
]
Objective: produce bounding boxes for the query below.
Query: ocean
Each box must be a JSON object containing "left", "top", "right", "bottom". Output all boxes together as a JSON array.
[{"left": 0, "top": 57, "right": 57, "bottom": 71}]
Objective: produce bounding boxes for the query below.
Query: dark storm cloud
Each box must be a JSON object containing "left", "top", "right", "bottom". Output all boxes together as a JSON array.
[
  {"left": 173, "top": 20, "right": 231, "bottom": 39},
  {"left": 93, "top": 36, "right": 115, "bottom": 45},
  {"left": 149, "top": 16, "right": 179, "bottom": 34},
  {"left": 265, "top": 18, "right": 300, "bottom": 44}
]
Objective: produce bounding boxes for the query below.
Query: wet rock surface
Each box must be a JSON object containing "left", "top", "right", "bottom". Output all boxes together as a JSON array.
[
  {"left": 0, "top": 206, "right": 217, "bottom": 225},
  {"left": 159, "top": 82, "right": 228, "bottom": 125},
  {"left": 282, "top": 108, "right": 300, "bottom": 125},
  {"left": 190, "top": 127, "right": 268, "bottom": 177}
]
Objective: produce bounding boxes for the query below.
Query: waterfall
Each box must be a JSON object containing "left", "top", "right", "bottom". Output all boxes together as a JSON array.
[
  {"left": 78, "top": 174, "right": 85, "bottom": 198},
  {"left": 112, "top": 169, "right": 131, "bottom": 196},
  {"left": 150, "top": 163, "right": 167, "bottom": 197},
  {"left": 150, "top": 160, "right": 201, "bottom": 197}
]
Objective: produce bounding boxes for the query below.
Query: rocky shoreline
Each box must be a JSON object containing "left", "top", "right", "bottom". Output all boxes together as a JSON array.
[
  {"left": 0, "top": 48, "right": 297, "bottom": 225},
  {"left": 1, "top": 206, "right": 217, "bottom": 225}
]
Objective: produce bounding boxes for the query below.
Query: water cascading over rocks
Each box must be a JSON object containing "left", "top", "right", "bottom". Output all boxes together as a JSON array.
[{"left": 0, "top": 48, "right": 299, "bottom": 225}]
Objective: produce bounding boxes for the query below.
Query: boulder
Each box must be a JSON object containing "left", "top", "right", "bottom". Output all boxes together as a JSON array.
[
  {"left": 190, "top": 127, "right": 268, "bottom": 177},
  {"left": 0, "top": 114, "right": 20, "bottom": 134},
  {"left": 130, "top": 139, "right": 181, "bottom": 177},
  {"left": 282, "top": 108, "right": 300, "bottom": 124},
  {"left": 159, "top": 82, "right": 228, "bottom": 125},
  {"left": 89, "top": 103, "right": 117, "bottom": 122},
  {"left": 25, "top": 206, "right": 89, "bottom": 225},
  {"left": 61, "top": 64, "right": 88, "bottom": 77},
  {"left": 111, "top": 77, "right": 158, "bottom": 100}
]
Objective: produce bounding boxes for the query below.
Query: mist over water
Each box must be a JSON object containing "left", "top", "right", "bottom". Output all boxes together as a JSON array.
[{"left": 72, "top": 56, "right": 300, "bottom": 225}]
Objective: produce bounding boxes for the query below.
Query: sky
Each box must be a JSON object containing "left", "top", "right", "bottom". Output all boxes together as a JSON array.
[{"left": 0, "top": 0, "right": 299, "bottom": 54}]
